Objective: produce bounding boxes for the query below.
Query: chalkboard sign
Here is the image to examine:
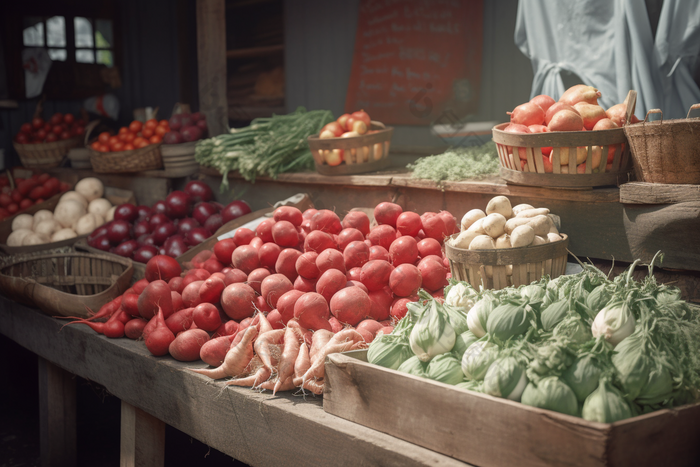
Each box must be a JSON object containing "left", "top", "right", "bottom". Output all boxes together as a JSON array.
[{"left": 345, "top": 0, "right": 484, "bottom": 126}]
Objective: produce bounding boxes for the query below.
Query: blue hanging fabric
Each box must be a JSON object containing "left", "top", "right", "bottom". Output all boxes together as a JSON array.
[{"left": 654, "top": 0, "right": 700, "bottom": 118}]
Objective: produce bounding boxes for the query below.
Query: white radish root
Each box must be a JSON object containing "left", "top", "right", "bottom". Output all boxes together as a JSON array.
[
  {"left": 254, "top": 329, "right": 285, "bottom": 371},
  {"left": 274, "top": 326, "right": 302, "bottom": 394},
  {"left": 188, "top": 326, "right": 258, "bottom": 380}
]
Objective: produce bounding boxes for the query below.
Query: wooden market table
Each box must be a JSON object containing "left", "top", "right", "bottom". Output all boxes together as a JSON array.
[{"left": 0, "top": 295, "right": 467, "bottom": 467}]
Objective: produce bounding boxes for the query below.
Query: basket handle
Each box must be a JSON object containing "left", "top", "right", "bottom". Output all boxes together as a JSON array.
[
  {"left": 623, "top": 90, "right": 637, "bottom": 124},
  {"left": 686, "top": 104, "right": 700, "bottom": 119},
  {"left": 643, "top": 109, "right": 663, "bottom": 123},
  {"left": 83, "top": 120, "right": 101, "bottom": 147},
  {"left": 370, "top": 120, "right": 386, "bottom": 129}
]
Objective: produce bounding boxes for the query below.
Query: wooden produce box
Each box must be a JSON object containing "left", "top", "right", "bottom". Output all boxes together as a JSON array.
[{"left": 324, "top": 350, "right": 700, "bottom": 467}]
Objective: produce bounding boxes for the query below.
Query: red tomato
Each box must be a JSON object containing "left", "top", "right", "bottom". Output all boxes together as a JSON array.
[
  {"left": 44, "top": 177, "right": 60, "bottom": 196},
  {"left": 98, "top": 144, "right": 110, "bottom": 152},
  {"left": 133, "top": 137, "right": 149, "bottom": 149},
  {"left": 49, "top": 113, "right": 64, "bottom": 125},
  {"left": 108, "top": 135, "right": 120, "bottom": 147},
  {"left": 29, "top": 186, "right": 45, "bottom": 200},
  {"left": 154, "top": 125, "right": 168, "bottom": 137},
  {"left": 129, "top": 121, "right": 143, "bottom": 133},
  {"left": 20, "top": 123, "right": 32, "bottom": 134},
  {"left": 123, "top": 143, "right": 135, "bottom": 151},
  {"left": 43, "top": 122, "right": 52, "bottom": 133},
  {"left": 52, "top": 125, "right": 64, "bottom": 135},
  {"left": 46, "top": 133, "right": 58, "bottom": 142},
  {"left": 91, "top": 141, "right": 102, "bottom": 151},
  {"left": 122, "top": 132, "right": 135, "bottom": 143},
  {"left": 149, "top": 134, "right": 162, "bottom": 144},
  {"left": 0, "top": 193, "right": 11, "bottom": 207},
  {"left": 0, "top": 207, "right": 8, "bottom": 221},
  {"left": 64, "top": 113, "right": 75, "bottom": 125},
  {"left": 141, "top": 127, "right": 154, "bottom": 139},
  {"left": 35, "top": 129, "right": 47, "bottom": 141},
  {"left": 111, "top": 141, "right": 125, "bottom": 152},
  {"left": 59, "top": 131, "right": 72, "bottom": 140},
  {"left": 20, "top": 198, "right": 33, "bottom": 210},
  {"left": 73, "top": 126, "right": 85, "bottom": 136},
  {"left": 59, "top": 182, "right": 71, "bottom": 192},
  {"left": 32, "top": 117, "right": 44, "bottom": 129},
  {"left": 10, "top": 189, "right": 23, "bottom": 203},
  {"left": 119, "top": 127, "right": 129, "bottom": 135},
  {"left": 144, "top": 119, "right": 158, "bottom": 130},
  {"left": 98, "top": 132, "right": 111, "bottom": 144},
  {"left": 15, "top": 133, "right": 29, "bottom": 144},
  {"left": 158, "top": 119, "right": 169, "bottom": 127}
]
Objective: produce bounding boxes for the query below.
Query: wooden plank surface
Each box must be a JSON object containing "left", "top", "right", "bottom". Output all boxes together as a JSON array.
[
  {"left": 0, "top": 297, "right": 465, "bottom": 467},
  {"left": 620, "top": 182, "right": 700, "bottom": 204},
  {"left": 196, "top": 0, "right": 228, "bottom": 136},
  {"left": 38, "top": 358, "right": 76, "bottom": 467},
  {"left": 120, "top": 401, "right": 165, "bottom": 467}
]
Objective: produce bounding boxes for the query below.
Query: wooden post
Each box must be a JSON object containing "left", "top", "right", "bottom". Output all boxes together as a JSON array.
[
  {"left": 120, "top": 401, "right": 165, "bottom": 467},
  {"left": 196, "top": 0, "right": 228, "bottom": 136},
  {"left": 38, "top": 358, "right": 76, "bottom": 467}
]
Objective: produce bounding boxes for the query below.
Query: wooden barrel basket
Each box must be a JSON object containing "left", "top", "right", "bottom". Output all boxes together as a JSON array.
[
  {"left": 0, "top": 251, "right": 133, "bottom": 318},
  {"left": 444, "top": 233, "right": 570, "bottom": 290}
]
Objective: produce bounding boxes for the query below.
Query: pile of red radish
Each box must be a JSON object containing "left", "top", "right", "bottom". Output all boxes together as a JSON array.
[
  {"left": 86, "top": 180, "right": 251, "bottom": 262},
  {"left": 66, "top": 201, "right": 456, "bottom": 395}
]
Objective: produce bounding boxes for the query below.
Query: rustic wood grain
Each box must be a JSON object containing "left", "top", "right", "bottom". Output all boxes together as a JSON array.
[
  {"left": 0, "top": 298, "right": 466, "bottom": 467},
  {"left": 325, "top": 352, "right": 700, "bottom": 467},
  {"left": 39, "top": 358, "right": 76, "bottom": 467},
  {"left": 120, "top": 401, "right": 165, "bottom": 467},
  {"left": 196, "top": 0, "right": 228, "bottom": 136},
  {"left": 620, "top": 182, "right": 700, "bottom": 204}
]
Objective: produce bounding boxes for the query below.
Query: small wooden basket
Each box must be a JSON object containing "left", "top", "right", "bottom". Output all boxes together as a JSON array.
[
  {"left": 444, "top": 233, "right": 569, "bottom": 290},
  {"left": 86, "top": 124, "right": 163, "bottom": 173},
  {"left": 0, "top": 250, "right": 133, "bottom": 318},
  {"left": 160, "top": 141, "right": 199, "bottom": 175},
  {"left": 624, "top": 104, "right": 700, "bottom": 185},
  {"left": 307, "top": 121, "right": 393, "bottom": 175},
  {"left": 492, "top": 91, "right": 637, "bottom": 188},
  {"left": 13, "top": 137, "right": 82, "bottom": 169}
]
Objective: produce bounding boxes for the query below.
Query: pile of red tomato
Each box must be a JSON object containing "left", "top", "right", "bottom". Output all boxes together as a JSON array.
[
  {"left": 90, "top": 119, "right": 170, "bottom": 153},
  {"left": 0, "top": 172, "right": 70, "bottom": 220},
  {"left": 14, "top": 113, "right": 86, "bottom": 145}
]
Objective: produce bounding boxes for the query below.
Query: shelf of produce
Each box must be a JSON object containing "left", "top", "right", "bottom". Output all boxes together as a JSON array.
[
  {"left": 0, "top": 296, "right": 467, "bottom": 467},
  {"left": 198, "top": 166, "right": 700, "bottom": 273}
]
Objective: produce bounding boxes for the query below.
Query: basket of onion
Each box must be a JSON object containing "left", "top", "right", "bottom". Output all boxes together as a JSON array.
[
  {"left": 307, "top": 110, "right": 393, "bottom": 175},
  {"left": 492, "top": 89, "right": 638, "bottom": 188},
  {"left": 444, "top": 196, "right": 569, "bottom": 290}
]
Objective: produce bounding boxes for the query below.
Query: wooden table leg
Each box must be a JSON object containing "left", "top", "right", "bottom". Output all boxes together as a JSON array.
[
  {"left": 38, "top": 358, "right": 77, "bottom": 467},
  {"left": 120, "top": 400, "right": 165, "bottom": 467}
]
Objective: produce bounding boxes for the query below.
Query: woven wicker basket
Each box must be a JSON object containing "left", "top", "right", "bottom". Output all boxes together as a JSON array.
[
  {"left": 624, "top": 104, "right": 700, "bottom": 184},
  {"left": 13, "top": 136, "right": 82, "bottom": 168},
  {"left": 89, "top": 142, "right": 163, "bottom": 173},
  {"left": 0, "top": 250, "right": 133, "bottom": 318},
  {"left": 444, "top": 233, "right": 569, "bottom": 290}
]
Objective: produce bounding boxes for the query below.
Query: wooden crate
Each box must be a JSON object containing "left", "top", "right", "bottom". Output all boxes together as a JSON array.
[
  {"left": 324, "top": 350, "right": 700, "bottom": 467},
  {"left": 308, "top": 122, "right": 393, "bottom": 175}
]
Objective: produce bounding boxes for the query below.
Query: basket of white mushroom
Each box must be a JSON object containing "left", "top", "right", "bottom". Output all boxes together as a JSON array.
[
  {"left": 444, "top": 196, "right": 569, "bottom": 290},
  {"left": 1, "top": 177, "right": 135, "bottom": 254}
]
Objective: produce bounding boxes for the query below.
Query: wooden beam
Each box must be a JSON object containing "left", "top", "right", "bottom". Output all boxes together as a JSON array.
[
  {"left": 620, "top": 182, "right": 700, "bottom": 205},
  {"left": 120, "top": 401, "right": 165, "bottom": 467},
  {"left": 196, "top": 0, "right": 228, "bottom": 135},
  {"left": 38, "top": 358, "right": 76, "bottom": 467}
]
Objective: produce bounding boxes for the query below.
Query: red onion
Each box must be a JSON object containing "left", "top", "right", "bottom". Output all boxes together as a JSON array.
[
  {"left": 221, "top": 200, "right": 252, "bottom": 223},
  {"left": 106, "top": 220, "right": 132, "bottom": 245},
  {"left": 192, "top": 202, "right": 217, "bottom": 225},
  {"left": 165, "top": 190, "right": 192, "bottom": 219},
  {"left": 153, "top": 222, "right": 177, "bottom": 245},
  {"left": 163, "top": 235, "right": 188, "bottom": 257},
  {"left": 184, "top": 181, "right": 213, "bottom": 203},
  {"left": 114, "top": 239, "right": 139, "bottom": 258},
  {"left": 114, "top": 203, "right": 139, "bottom": 223},
  {"left": 133, "top": 219, "right": 152, "bottom": 237},
  {"left": 133, "top": 245, "right": 158, "bottom": 263},
  {"left": 203, "top": 213, "right": 223, "bottom": 234},
  {"left": 136, "top": 205, "right": 152, "bottom": 219},
  {"left": 185, "top": 227, "right": 210, "bottom": 246},
  {"left": 152, "top": 200, "right": 167, "bottom": 215},
  {"left": 177, "top": 217, "right": 200, "bottom": 236},
  {"left": 89, "top": 234, "right": 111, "bottom": 251},
  {"left": 149, "top": 213, "right": 170, "bottom": 229}
]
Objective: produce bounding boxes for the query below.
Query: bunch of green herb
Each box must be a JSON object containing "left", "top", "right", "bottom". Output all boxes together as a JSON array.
[{"left": 407, "top": 142, "right": 500, "bottom": 186}]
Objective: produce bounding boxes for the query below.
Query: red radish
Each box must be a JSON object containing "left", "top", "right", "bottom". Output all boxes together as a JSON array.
[
  {"left": 260, "top": 274, "right": 293, "bottom": 308},
  {"left": 193, "top": 303, "right": 222, "bottom": 331},
  {"left": 530, "top": 94, "right": 556, "bottom": 113},
  {"left": 190, "top": 326, "right": 258, "bottom": 380},
  {"left": 303, "top": 208, "right": 318, "bottom": 220},
  {"left": 169, "top": 329, "right": 210, "bottom": 361},
  {"left": 246, "top": 268, "right": 271, "bottom": 294},
  {"left": 258, "top": 243, "right": 281, "bottom": 270},
  {"left": 389, "top": 236, "right": 419, "bottom": 266},
  {"left": 231, "top": 245, "right": 259, "bottom": 274},
  {"left": 224, "top": 268, "right": 247, "bottom": 285},
  {"left": 294, "top": 292, "right": 332, "bottom": 331},
  {"left": 277, "top": 289, "right": 305, "bottom": 323},
  {"left": 273, "top": 206, "right": 303, "bottom": 226},
  {"left": 325, "top": 316, "right": 341, "bottom": 333},
  {"left": 294, "top": 275, "right": 317, "bottom": 293},
  {"left": 379, "top": 326, "right": 394, "bottom": 335},
  {"left": 274, "top": 325, "right": 302, "bottom": 394},
  {"left": 344, "top": 240, "right": 370, "bottom": 269},
  {"left": 438, "top": 211, "right": 458, "bottom": 235},
  {"left": 201, "top": 257, "right": 224, "bottom": 274},
  {"left": 124, "top": 318, "right": 148, "bottom": 339},
  {"left": 316, "top": 248, "right": 346, "bottom": 274},
  {"left": 346, "top": 280, "right": 369, "bottom": 293},
  {"left": 255, "top": 295, "right": 272, "bottom": 313},
  {"left": 255, "top": 218, "right": 276, "bottom": 242},
  {"left": 417, "top": 238, "right": 442, "bottom": 258},
  {"left": 296, "top": 251, "right": 320, "bottom": 279},
  {"left": 330, "top": 286, "right": 370, "bottom": 326},
  {"left": 356, "top": 319, "right": 384, "bottom": 343},
  {"left": 360, "top": 260, "right": 394, "bottom": 292},
  {"left": 182, "top": 280, "right": 204, "bottom": 308},
  {"left": 138, "top": 280, "right": 174, "bottom": 320},
  {"left": 396, "top": 211, "right": 422, "bottom": 237},
  {"left": 213, "top": 320, "right": 239, "bottom": 338},
  {"left": 367, "top": 224, "right": 396, "bottom": 250},
  {"left": 367, "top": 287, "right": 393, "bottom": 321},
  {"left": 548, "top": 109, "right": 584, "bottom": 132},
  {"left": 190, "top": 250, "right": 214, "bottom": 269},
  {"left": 121, "top": 294, "right": 141, "bottom": 317},
  {"left": 200, "top": 334, "right": 236, "bottom": 366},
  {"left": 374, "top": 202, "right": 402, "bottom": 227},
  {"left": 369, "top": 245, "right": 390, "bottom": 262},
  {"left": 171, "top": 291, "right": 183, "bottom": 311},
  {"left": 508, "top": 102, "right": 545, "bottom": 126},
  {"left": 214, "top": 239, "right": 236, "bottom": 265},
  {"left": 337, "top": 228, "right": 364, "bottom": 251},
  {"left": 250, "top": 236, "right": 265, "bottom": 250},
  {"left": 198, "top": 276, "right": 225, "bottom": 304},
  {"left": 232, "top": 228, "right": 255, "bottom": 246},
  {"left": 310, "top": 210, "right": 342, "bottom": 234},
  {"left": 391, "top": 297, "right": 412, "bottom": 320},
  {"left": 545, "top": 102, "right": 579, "bottom": 125},
  {"left": 529, "top": 124, "right": 549, "bottom": 133},
  {"left": 103, "top": 314, "right": 126, "bottom": 339},
  {"left": 389, "top": 264, "right": 422, "bottom": 297},
  {"left": 275, "top": 248, "right": 302, "bottom": 282},
  {"left": 347, "top": 267, "right": 362, "bottom": 281},
  {"left": 165, "top": 308, "right": 195, "bottom": 334},
  {"left": 271, "top": 220, "right": 299, "bottom": 247},
  {"left": 145, "top": 309, "right": 176, "bottom": 357},
  {"left": 559, "top": 84, "right": 601, "bottom": 107},
  {"left": 341, "top": 211, "right": 370, "bottom": 236},
  {"left": 421, "top": 212, "right": 449, "bottom": 243},
  {"left": 316, "top": 269, "right": 347, "bottom": 303},
  {"left": 221, "top": 283, "right": 256, "bottom": 320},
  {"left": 418, "top": 257, "right": 448, "bottom": 291},
  {"left": 304, "top": 230, "right": 337, "bottom": 253},
  {"left": 145, "top": 255, "right": 181, "bottom": 282},
  {"left": 184, "top": 268, "right": 210, "bottom": 283}
]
